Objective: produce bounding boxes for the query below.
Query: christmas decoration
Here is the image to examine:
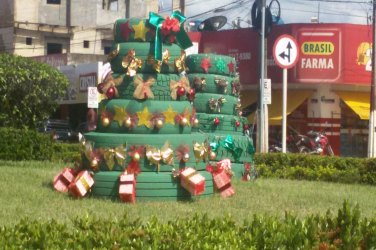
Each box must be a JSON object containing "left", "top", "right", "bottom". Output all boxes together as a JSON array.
[
  {"left": 119, "top": 172, "right": 136, "bottom": 203},
  {"left": 180, "top": 167, "right": 205, "bottom": 196},
  {"left": 175, "top": 50, "right": 187, "bottom": 74},
  {"left": 235, "top": 120, "right": 241, "bottom": 127},
  {"left": 200, "top": 58, "right": 212, "bottom": 73},
  {"left": 136, "top": 106, "right": 152, "bottom": 128},
  {"left": 106, "top": 43, "right": 120, "bottom": 63},
  {"left": 176, "top": 144, "right": 190, "bottom": 163},
  {"left": 170, "top": 76, "right": 190, "bottom": 100},
  {"left": 132, "top": 20, "right": 149, "bottom": 41},
  {"left": 232, "top": 76, "right": 241, "bottom": 96},
  {"left": 215, "top": 58, "right": 226, "bottom": 73},
  {"left": 68, "top": 170, "right": 94, "bottom": 198},
  {"left": 213, "top": 117, "right": 220, "bottom": 126},
  {"left": 148, "top": 11, "right": 192, "bottom": 60},
  {"left": 127, "top": 145, "right": 144, "bottom": 175},
  {"left": 214, "top": 77, "right": 229, "bottom": 93},
  {"left": 193, "top": 77, "right": 206, "bottom": 92},
  {"left": 120, "top": 21, "right": 133, "bottom": 41},
  {"left": 193, "top": 142, "right": 208, "bottom": 163},
  {"left": 208, "top": 97, "right": 226, "bottom": 112},
  {"left": 133, "top": 75, "right": 155, "bottom": 100},
  {"left": 122, "top": 49, "right": 143, "bottom": 76},
  {"left": 146, "top": 142, "right": 174, "bottom": 172},
  {"left": 227, "top": 61, "right": 235, "bottom": 73},
  {"left": 103, "top": 144, "right": 127, "bottom": 170},
  {"left": 163, "top": 105, "right": 178, "bottom": 125},
  {"left": 186, "top": 88, "right": 196, "bottom": 102},
  {"left": 53, "top": 168, "right": 76, "bottom": 193}
]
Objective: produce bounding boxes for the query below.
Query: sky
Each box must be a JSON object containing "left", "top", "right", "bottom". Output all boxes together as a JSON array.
[{"left": 183, "top": 0, "right": 372, "bottom": 30}]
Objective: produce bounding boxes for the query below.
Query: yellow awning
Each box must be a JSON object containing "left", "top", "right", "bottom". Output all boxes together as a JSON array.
[
  {"left": 241, "top": 89, "right": 313, "bottom": 125},
  {"left": 335, "top": 91, "right": 370, "bottom": 120}
]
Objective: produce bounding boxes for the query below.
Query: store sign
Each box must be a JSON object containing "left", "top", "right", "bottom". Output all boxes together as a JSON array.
[
  {"left": 79, "top": 73, "right": 97, "bottom": 92},
  {"left": 296, "top": 28, "right": 340, "bottom": 82}
]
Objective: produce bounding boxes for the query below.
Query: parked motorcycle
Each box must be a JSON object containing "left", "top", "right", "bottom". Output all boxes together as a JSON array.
[{"left": 296, "top": 130, "right": 334, "bottom": 156}]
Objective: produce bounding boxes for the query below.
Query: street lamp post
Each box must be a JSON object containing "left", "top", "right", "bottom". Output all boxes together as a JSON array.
[{"left": 368, "top": 0, "right": 376, "bottom": 158}]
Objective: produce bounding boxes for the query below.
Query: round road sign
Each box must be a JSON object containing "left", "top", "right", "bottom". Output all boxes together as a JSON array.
[{"left": 273, "top": 34, "right": 299, "bottom": 69}]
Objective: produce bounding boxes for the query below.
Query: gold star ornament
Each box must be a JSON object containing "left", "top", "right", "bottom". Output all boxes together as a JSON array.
[
  {"left": 137, "top": 106, "right": 152, "bottom": 128},
  {"left": 132, "top": 21, "right": 149, "bottom": 41},
  {"left": 113, "top": 105, "right": 127, "bottom": 127},
  {"left": 163, "top": 105, "right": 178, "bottom": 125}
]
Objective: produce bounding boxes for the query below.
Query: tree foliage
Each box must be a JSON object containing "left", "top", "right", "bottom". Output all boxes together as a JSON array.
[{"left": 0, "top": 53, "right": 69, "bottom": 129}]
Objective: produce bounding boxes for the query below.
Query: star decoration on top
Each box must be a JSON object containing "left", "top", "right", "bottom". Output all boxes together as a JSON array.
[
  {"left": 132, "top": 21, "right": 149, "bottom": 41},
  {"left": 200, "top": 58, "right": 212, "bottom": 73},
  {"left": 228, "top": 61, "right": 235, "bottom": 73},
  {"left": 163, "top": 105, "right": 178, "bottom": 125},
  {"left": 216, "top": 58, "right": 226, "bottom": 72},
  {"left": 113, "top": 105, "right": 128, "bottom": 127},
  {"left": 137, "top": 106, "right": 152, "bottom": 128},
  {"left": 120, "top": 21, "right": 133, "bottom": 41}
]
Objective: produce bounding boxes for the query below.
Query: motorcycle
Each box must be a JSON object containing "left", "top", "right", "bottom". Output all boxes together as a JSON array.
[{"left": 296, "top": 129, "right": 334, "bottom": 156}]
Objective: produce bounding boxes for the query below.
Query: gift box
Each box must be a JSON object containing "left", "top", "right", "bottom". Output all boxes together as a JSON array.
[
  {"left": 213, "top": 170, "right": 231, "bottom": 190},
  {"left": 180, "top": 167, "right": 205, "bottom": 196},
  {"left": 212, "top": 169, "right": 235, "bottom": 198},
  {"left": 68, "top": 170, "right": 94, "bottom": 197},
  {"left": 220, "top": 185, "right": 235, "bottom": 198},
  {"left": 53, "top": 168, "right": 76, "bottom": 193},
  {"left": 119, "top": 173, "right": 136, "bottom": 203}
]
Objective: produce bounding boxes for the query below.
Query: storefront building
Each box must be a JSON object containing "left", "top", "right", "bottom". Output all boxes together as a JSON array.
[{"left": 189, "top": 23, "right": 373, "bottom": 157}]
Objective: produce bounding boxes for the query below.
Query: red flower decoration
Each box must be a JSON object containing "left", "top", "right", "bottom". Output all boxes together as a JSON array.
[
  {"left": 161, "top": 17, "right": 180, "bottom": 42},
  {"left": 120, "top": 21, "right": 133, "bottom": 41},
  {"left": 227, "top": 61, "right": 235, "bottom": 73},
  {"left": 201, "top": 58, "right": 212, "bottom": 73}
]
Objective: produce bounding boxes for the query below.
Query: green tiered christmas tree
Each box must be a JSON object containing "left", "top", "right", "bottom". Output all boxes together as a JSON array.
[{"left": 77, "top": 11, "right": 255, "bottom": 201}]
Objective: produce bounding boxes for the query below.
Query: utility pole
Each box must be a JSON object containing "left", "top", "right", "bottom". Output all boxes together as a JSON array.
[
  {"left": 258, "top": 0, "right": 267, "bottom": 153},
  {"left": 368, "top": 0, "right": 376, "bottom": 158}
]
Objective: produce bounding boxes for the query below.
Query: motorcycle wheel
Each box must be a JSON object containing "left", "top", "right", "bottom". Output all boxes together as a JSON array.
[
  {"left": 299, "top": 146, "right": 310, "bottom": 154},
  {"left": 326, "top": 145, "right": 334, "bottom": 156}
]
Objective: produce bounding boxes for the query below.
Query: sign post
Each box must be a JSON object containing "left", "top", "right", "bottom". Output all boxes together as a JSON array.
[
  {"left": 87, "top": 87, "right": 99, "bottom": 109},
  {"left": 273, "top": 35, "right": 299, "bottom": 153}
]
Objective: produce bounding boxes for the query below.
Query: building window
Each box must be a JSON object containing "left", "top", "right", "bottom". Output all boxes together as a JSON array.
[
  {"left": 158, "top": 0, "right": 172, "bottom": 13},
  {"left": 26, "top": 37, "right": 32, "bottom": 45},
  {"left": 47, "top": 0, "right": 61, "bottom": 4},
  {"left": 104, "top": 46, "right": 111, "bottom": 55},
  {"left": 47, "top": 43, "right": 62, "bottom": 54},
  {"left": 102, "top": 0, "right": 118, "bottom": 11},
  {"left": 83, "top": 40, "right": 90, "bottom": 48}
]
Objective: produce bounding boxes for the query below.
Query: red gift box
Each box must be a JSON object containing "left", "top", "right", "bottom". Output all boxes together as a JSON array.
[
  {"left": 213, "top": 169, "right": 235, "bottom": 198},
  {"left": 119, "top": 173, "right": 136, "bottom": 203},
  {"left": 68, "top": 170, "right": 94, "bottom": 197},
  {"left": 180, "top": 167, "right": 205, "bottom": 196},
  {"left": 53, "top": 168, "right": 76, "bottom": 193},
  {"left": 220, "top": 185, "right": 235, "bottom": 198}
]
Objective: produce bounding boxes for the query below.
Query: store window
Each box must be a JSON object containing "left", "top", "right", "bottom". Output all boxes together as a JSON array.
[{"left": 339, "top": 100, "right": 368, "bottom": 157}]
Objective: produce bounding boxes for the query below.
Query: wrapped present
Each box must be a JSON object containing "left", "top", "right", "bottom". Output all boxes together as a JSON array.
[
  {"left": 220, "top": 185, "right": 235, "bottom": 198},
  {"left": 52, "top": 168, "right": 76, "bottom": 193},
  {"left": 213, "top": 170, "right": 235, "bottom": 198},
  {"left": 119, "top": 173, "right": 136, "bottom": 203},
  {"left": 213, "top": 170, "right": 231, "bottom": 190},
  {"left": 180, "top": 167, "right": 205, "bottom": 196},
  {"left": 68, "top": 170, "right": 94, "bottom": 198}
]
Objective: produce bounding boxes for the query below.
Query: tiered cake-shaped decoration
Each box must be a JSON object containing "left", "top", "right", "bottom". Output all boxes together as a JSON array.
[{"left": 80, "top": 12, "right": 255, "bottom": 201}]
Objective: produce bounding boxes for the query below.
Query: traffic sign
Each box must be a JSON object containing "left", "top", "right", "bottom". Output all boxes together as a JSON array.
[
  {"left": 273, "top": 35, "right": 299, "bottom": 69},
  {"left": 87, "top": 87, "right": 99, "bottom": 108}
]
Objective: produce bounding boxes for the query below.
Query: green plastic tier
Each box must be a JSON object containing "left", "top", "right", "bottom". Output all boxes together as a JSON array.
[
  {"left": 92, "top": 171, "right": 214, "bottom": 201},
  {"left": 83, "top": 132, "right": 209, "bottom": 171},
  {"left": 186, "top": 54, "right": 237, "bottom": 76},
  {"left": 192, "top": 113, "right": 246, "bottom": 135},
  {"left": 97, "top": 99, "right": 192, "bottom": 134},
  {"left": 109, "top": 42, "right": 183, "bottom": 74},
  {"left": 193, "top": 93, "right": 239, "bottom": 115},
  {"left": 82, "top": 132, "right": 252, "bottom": 171},
  {"left": 114, "top": 73, "right": 191, "bottom": 101},
  {"left": 186, "top": 73, "right": 238, "bottom": 96}
]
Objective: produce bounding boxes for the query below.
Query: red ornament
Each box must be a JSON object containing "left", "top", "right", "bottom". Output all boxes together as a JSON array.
[
  {"left": 106, "top": 86, "right": 116, "bottom": 99},
  {"left": 177, "top": 86, "right": 186, "bottom": 97},
  {"left": 186, "top": 88, "right": 196, "bottom": 102},
  {"left": 243, "top": 124, "right": 249, "bottom": 131},
  {"left": 97, "top": 82, "right": 105, "bottom": 94},
  {"left": 213, "top": 117, "right": 220, "bottom": 126},
  {"left": 201, "top": 58, "right": 212, "bottom": 73},
  {"left": 235, "top": 121, "right": 241, "bottom": 127}
]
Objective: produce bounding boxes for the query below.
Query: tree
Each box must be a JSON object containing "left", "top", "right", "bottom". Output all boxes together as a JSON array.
[{"left": 0, "top": 53, "right": 69, "bottom": 129}]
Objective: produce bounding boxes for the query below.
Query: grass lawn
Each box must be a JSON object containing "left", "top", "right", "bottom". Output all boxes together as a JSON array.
[{"left": 1, "top": 160, "right": 376, "bottom": 227}]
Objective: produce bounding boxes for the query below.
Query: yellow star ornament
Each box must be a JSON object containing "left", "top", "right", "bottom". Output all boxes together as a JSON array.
[
  {"left": 113, "top": 105, "right": 127, "bottom": 126},
  {"left": 137, "top": 106, "right": 152, "bottom": 128},
  {"left": 163, "top": 105, "right": 178, "bottom": 125},
  {"left": 132, "top": 21, "right": 148, "bottom": 41}
]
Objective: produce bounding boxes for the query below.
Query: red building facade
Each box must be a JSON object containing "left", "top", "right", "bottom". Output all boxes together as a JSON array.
[{"left": 189, "top": 23, "right": 373, "bottom": 156}]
